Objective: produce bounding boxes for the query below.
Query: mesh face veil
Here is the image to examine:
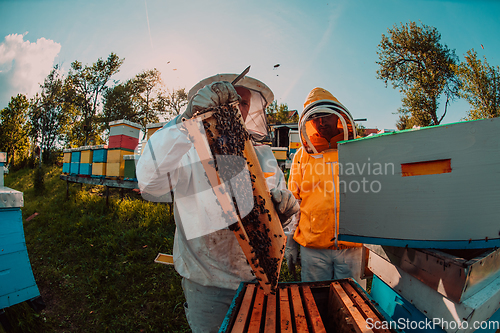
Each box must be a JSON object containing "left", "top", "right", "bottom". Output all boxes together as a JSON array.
[
  {"left": 235, "top": 86, "right": 268, "bottom": 141},
  {"left": 299, "top": 101, "right": 357, "bottom": 154},
  {"left": 187, "top": 74, "right": 274, "bottom": 142}
]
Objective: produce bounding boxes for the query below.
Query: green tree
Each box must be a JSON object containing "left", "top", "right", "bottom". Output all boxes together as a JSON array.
[
  {"left": 0, "top": 94, "right": 31, "bottom": 166},
  {"left": 30, "top": 65, "right": 73, "bottom": 163},
  {"left": 266, "top": 101, "right": 297, "bottom": 124},
  {"left": 130, "top": 68, "right": 164, "bottom": 136},
  {"left": 158, "top": 88, "right": 188, "bottom": 120},
  {"left": 66, "top": 53, "right": 124, "bottom": 146},
  {"left": 102, "top": 81, "right": 138, "bottom": 127},
  {"left": 457, "top": 49, "right": 500, "bottom": 120},
  {"left": 377, "top": 21, "right": 460, "bottom": 129}
]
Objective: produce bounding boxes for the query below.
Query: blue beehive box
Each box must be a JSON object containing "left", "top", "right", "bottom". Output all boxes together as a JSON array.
[
  {"left": 70, "top": 150, "right": 81, "bottom": 163},
  {"left": 92, "top": 145, "right": 108, "bottom": 163},
  {"left": 70, "top": 162, "right": 79, "bottom": 175},
  {"left": 0, "top": 186, "right": 41, "bottom": 309},
  {"left": 79, "top": 163, "right": 92, "bottom": 176},
  {"left": 62, "top": 163, "right": 70, "bottom": 174}
]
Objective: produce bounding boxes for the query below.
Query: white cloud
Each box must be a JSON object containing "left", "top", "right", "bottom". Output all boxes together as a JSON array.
[{"left": 0, "top": 32, "right": 61, "bottom": 108}]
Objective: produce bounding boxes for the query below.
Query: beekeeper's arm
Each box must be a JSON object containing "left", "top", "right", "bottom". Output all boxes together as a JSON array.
[{"left": 136, "top": 81, "right": 240, "bottom": 197}]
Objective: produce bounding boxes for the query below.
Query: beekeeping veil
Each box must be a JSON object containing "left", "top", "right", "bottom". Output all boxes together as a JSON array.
[
  {"left": 299, "top": 88, "right": 357, "bottom": 154},
  {"left": 188, "top": 74, "right": 274, "bottom": 141}
]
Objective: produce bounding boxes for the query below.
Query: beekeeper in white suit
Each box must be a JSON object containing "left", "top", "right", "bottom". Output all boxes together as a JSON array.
[{"left": 136, "top": 73, "right": 299, "bottom": 333}]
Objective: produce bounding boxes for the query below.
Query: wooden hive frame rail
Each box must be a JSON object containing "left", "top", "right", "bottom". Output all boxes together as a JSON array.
[
  {"left": 222, "top": 280, "right": 397, "bottom": 333},
  {"left": 226, "top": 283, "right": 328, "bottom": 332}
]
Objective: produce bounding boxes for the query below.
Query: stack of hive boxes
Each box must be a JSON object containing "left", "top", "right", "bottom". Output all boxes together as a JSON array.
[
  {"left": 70, "top": 147, "right": 81, "bottom": 175},
  {"left": 0, "top": 152, "right": 42, "bottom": 310},
  {"left": 106, "top": 120, "right": 141, "bottom": 178},
  {"left": 79, "top": 146, "right": 93, "bottom": 176},
  {"left": 0, "top": 152, "right": 5, "bottom": 186},
  {"left": 62, "top": 149, "right": 71, "bottom": 174},
  {"left": 91, "top": 145, "right": 108, "bottom": 178},
  {"left": 122, "top": 121, "right": 167, "bottom": 180}
]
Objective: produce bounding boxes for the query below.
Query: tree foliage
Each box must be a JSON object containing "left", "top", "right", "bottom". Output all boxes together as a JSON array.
[
  {"left": 266, "top": 101, "right": 298, "bottom": 124},
  {"left": 66, "top": 52, "right": 124, "bottom": 146},
  {"left": 457, "top": 49, "right": 500, "bottom": 120},
  {"left": 0, "top": 94, "right": 31, "bottom": 166},
  {"left": 102, "top": 81, "right": 138, "bottom": 127},
  {"left": 30, "top": 65, "right": 74, "bottom": 163},
  {"left": 130, "top": 68, "right": 164, "bottom": 134},
  {"left": 158, "top": 88, "right": 188, "bottom": 120},
  {"left": 377, "top": 21, "right": 460, "bottom": 129}
]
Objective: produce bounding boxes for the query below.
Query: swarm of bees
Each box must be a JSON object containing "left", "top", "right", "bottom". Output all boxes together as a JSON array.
[{"left": 193, "top": 104, "right": 282, "bottom": 292}]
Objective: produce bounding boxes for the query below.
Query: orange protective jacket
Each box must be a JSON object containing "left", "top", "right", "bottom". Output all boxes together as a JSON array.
[
  {"left": 288, "top": 87, "right": 361, "bottom": 250},
  {"left": 288, "top": 147, "right": 362, "bottom": 250}
]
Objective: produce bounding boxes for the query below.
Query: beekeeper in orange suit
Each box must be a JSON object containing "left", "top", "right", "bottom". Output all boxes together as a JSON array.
[
  {"left": 136, "top": 74, "right": 299, "bottom": 333},
  {"left": 288, "top": 87, "right": 365, "bottom": 287}
]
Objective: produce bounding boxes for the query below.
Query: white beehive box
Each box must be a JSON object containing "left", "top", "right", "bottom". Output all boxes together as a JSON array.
[{"left": 338, "top": 118, "right": 500, "bottom": 249}]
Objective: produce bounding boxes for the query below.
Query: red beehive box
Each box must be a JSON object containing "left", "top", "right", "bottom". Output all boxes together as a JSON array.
[{"left": 108, "top": 135, "right": 138, "bottom": 151}]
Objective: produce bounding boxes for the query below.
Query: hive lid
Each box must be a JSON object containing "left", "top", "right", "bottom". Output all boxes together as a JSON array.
[
  {"left": 0, "top": 187, "right": 24, "bottom": 208},
  {"left": 146, "top": 122, "right": 167, "bottom": 129},
  {"left": 109, "top": 119, "right": 141, "bottom": 129},
  {"left": 123, "top": 154, "right": 140, "bottom": 160},
  {"left": 90, "top": 144, "right": 108, "bottom": 150}
]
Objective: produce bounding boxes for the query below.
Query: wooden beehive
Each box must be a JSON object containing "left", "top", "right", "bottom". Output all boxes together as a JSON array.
[
  {"left": 0, "top": 184, "right": 41, "bottom": 310},
  {"left": 220, "top": 279, "right": 397, "bottom": 333},
  {"left": 338, "top": 117, "right": 500, "bottom": 249},
  {"left": 106, "top": 149, "right": 134, "bottom": 178},
  {"left": 183, "top": 105, "right": 286, "bottom": 294},
  {"left": 146, "top": 121, "right": 167, "bottom": 140}
]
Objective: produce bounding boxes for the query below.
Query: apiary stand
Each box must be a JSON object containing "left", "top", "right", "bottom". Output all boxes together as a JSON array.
[
  {"left": 0, "top": 153, "right": 45, "bottom": 330},
  {"left": 183, "top": 108, "right": 286, "bottom": 294},
  {"left": 366, "top": 245, "right": 500, "bottom": 333}
]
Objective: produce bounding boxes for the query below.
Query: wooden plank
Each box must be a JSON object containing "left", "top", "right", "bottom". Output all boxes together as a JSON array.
[
  {"left": 264, "top": 292, "right": 277, "bottom": 333},
  {"left": 247, "top": 287, "right": 265, "bottom": 333},
  {"left": 302, "top": 286, "right": 327, "bottom": 333},
  {"left": 290, "top": 285, "right": 309, "bottom": 332},
  {"left": 342, "top": 282, "right": 392, "bottom": 333},
  {"left": 231, "top": 284, "right": 256, "bottom": 333},
  {"left": 279, "top": 287, "right": 292, "bottom": 332},
  {"left": 59, "top": 175, "right": 139, "bottom": 189},
  {"left": 330, "top": 282, "right": 374, "bottom": 333}
]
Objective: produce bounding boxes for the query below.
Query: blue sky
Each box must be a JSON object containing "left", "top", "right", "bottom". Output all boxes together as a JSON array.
[{"left": 1, "top": 0, "right": 499, "bottom": 130}]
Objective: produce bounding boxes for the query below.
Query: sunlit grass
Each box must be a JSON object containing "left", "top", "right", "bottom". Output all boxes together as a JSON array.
[
  {"left": 2, "top": 166, "right": 188, "bottom": 333},
  {"left": 1, "top": 166, "right": 307, "bottom": 333}
]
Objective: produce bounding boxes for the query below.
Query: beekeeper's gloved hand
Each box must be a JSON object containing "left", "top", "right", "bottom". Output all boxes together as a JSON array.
[
  {"left": 270, "top": 188, "right": 300, "bottom": 225},
  {"left": 177, "top": 81, "right": 241, "bottom": 123}
]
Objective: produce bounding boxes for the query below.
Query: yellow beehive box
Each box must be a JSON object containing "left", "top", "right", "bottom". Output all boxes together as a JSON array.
[
  {"left": 146, "top": 122, "right": 167, "bottom": 140},
  {"left": 63, "top": 150, "right": 71, "bottom": 163},
  {"left": 271, "top": 147, "right": 288, "bottom": 161},
  {"left": 92, "top": 163, "right": 106, "bottom": 176},
  {"left": 106, "top": 162, "right": 124, "bottom": 177},
  {"left": 80, "top": 146, "right": 93, "bottom": 164},
  {"left": 107, "top": 149, "right": 134, "bottom": 163}
]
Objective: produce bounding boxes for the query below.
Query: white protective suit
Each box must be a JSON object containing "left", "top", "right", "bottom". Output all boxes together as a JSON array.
[{"left": 136, "top": 75, "right": 290, "bottom": 332}]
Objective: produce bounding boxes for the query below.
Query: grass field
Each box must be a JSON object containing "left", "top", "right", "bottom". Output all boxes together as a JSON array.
[{"left": 1, "top": 166, "right": 298, "bottom": 333}]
